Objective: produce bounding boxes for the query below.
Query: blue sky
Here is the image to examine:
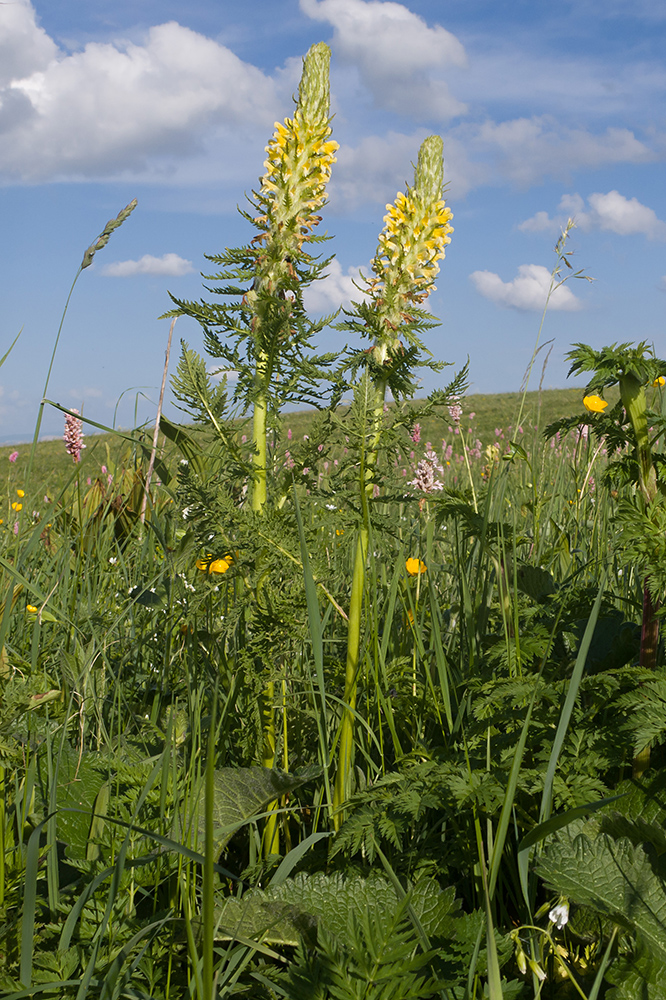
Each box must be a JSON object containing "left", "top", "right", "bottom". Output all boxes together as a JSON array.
[{"left": 1, "top": 0, "right": 665, "bottom": 441}]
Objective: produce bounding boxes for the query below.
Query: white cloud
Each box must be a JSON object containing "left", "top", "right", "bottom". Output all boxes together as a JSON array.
[
  {"left": 587, "top": 190, "right": 666, "bottom": 238},
  {"left": 468, "top": 117, "right": 654, "bottom": 187},
  {"left": 0, "top": 0, "right": 56, "bottom": 88},
  {"left": 300, "top": 0, "right": 467, "bottom": 119},
  {"left": 519, "top": 190, "right": 666, "bottom": 239},
  {"left": 101, "top": 253, "right": 194, "bottom": 277},
  {"left": 303, "top": 259, "right": 369, "bottom": 313},
  {"left": 0, "top": 6, "right": 276, "bottom": 181},
  {"left": 470, "top": 264, "right": 583, "bottom": 311}
]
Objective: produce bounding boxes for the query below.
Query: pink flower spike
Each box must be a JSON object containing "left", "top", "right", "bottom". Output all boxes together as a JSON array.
[
  {"left": 63, "top": 410, "right": 86, "bottom": 464},
  {"left": 410, "top": 423, "right": 421, "bottom": 445},
  {"left": 8, "top": 451, "right": 18, "bottom": 463}
]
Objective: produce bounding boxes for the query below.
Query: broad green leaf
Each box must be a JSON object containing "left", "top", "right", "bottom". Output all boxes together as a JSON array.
[
  {"left": 537, "top": 818, "right": 666, "bottom": 967},
  {"left": 197, "top": 767, "right": 313, "bottom": 856}
]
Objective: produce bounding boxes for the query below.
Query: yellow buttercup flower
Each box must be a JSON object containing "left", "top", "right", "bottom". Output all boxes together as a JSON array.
[
  {"left": 196, "top": 555, "right": 232, "bottom": 574},
  {"left": 16, "top": 489, "right": 25, "bottom": 497},
  {"left": 653, "top": 376, "right": 665, "bottom": 387},
  {"left": 208, "top": 558, "right": 231, "bottom": 574},
  {"left": 11, "top": 502, "right": 22, "bottom": 511},
  {"left": 26, "top": 605, "right": 37, "bottom": 614},
  {"left": 406, "top": 557, "right": 427, "bottom": 576},
  {"left": 583, "top": 394, "right": 608, "bottom": 413}
]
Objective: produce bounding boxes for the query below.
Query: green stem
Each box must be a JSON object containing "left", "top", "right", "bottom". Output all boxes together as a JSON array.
[
  {"left": 620, "top": 373, "right": 657, "bottom": 505},
  {"left": 251, "top": 351, "right": 269, "bottom": 513},
  {"left": 333, "top": 378, "right": 386, "bottom": 828}
]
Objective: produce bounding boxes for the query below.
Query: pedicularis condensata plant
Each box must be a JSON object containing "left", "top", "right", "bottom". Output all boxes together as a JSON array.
[
  {"left": 167, "top": 43, "right": 338, "bottom": 855},
  {"left": 332, "top": 136, "right": 455, "bottom": 825},
  {"left": 164, "top": 44, "right": 460, "bottom": 839}
]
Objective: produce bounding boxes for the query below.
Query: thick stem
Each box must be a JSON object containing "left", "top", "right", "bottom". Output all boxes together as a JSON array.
[
  {"left": 261, "top": 679, "right": 280, "bottom": 854},
  {"left": 252, "top": 352, "right": 269, "bottom": 513},
  {"left": 620, "top": 373, "right": 657, "bottom": 505},
  {"left": 333, "top": 379, "right": 386, "bottom": 829},
  {"left": 333, "top": 529, "right": 368, "bottom": 828}
]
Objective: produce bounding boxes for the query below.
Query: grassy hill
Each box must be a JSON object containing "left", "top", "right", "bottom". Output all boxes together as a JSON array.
[{"left": 1, "top": 385, "right": 602, "bottom": 490}]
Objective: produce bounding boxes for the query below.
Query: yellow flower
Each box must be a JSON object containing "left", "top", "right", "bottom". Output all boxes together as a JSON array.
[
  {"left": 406, "top": 608, "right": 415, "bottom": 626},
  {"left": 196, "top": 555, "right": 232, "bottom": 574},
  {"left": 583, "top": 394, "right": 608, "bottom": 413},
  {"left": 406, "top": 557, "right": 427, "bottom": 576},
  {"left": 16, "top": 489, "right": 25, "bottom": 497},
  {"left": 654, "top": 376, "right": 665, "bottom": 387},
  {"left": 26, "top": 605, "right": 37, "bottom": 614},
  {"left": 11, "top": 502, "right": 22, "bottom": 511},
  {"left": 208, "top": 558, "right": 231, "bottom": 574},
  {"left": 335, "top": 528, "right": 344, "bottom": 536}
]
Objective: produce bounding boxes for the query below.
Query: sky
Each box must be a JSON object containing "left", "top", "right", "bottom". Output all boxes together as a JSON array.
[{"left": 1, "top": 0, "right": 665, "bottom": 442}]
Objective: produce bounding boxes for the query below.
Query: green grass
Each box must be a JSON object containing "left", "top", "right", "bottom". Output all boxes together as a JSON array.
[{"left": 0, "top": 378, "right": 658, "bottom": 999}]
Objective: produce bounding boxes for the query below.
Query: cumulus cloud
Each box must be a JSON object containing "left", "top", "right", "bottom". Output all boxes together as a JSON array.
[
  {"left": 470, "top": 264, "right": 583, "bottom": 311},
  {"left": 465, "top": 117, "right": 654, "bottom": 188},
  {"left": 101, "top": 254, "right": 194, "bottom": 277},
  {"left": 300, "top": 0, "right": 467, "bottom": 119},
  {"left": 0, "top": 2, "right": 276, "bottom": 181},
  {"left": 519, "top": 190, "right": 666, "bottom": 239},
  {"left": 303, "top": 259, "right": 369, "bottom": 313},
  {"left": 587, "top": 190, "right": 666, "bottom": 238}
]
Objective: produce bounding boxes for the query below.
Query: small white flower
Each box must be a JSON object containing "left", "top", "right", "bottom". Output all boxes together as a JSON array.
[
  {"left": 325, "top": 503, "right": 336, "bottom": 510},
  {"left": 180, "top": 459, "right": 188, "bottom": 466},
  {"left": 109, "top": 557, "right": 117, "bottom": 565},
  {"left": 548, "top": 900, "right": 569, "bottom": 929}
]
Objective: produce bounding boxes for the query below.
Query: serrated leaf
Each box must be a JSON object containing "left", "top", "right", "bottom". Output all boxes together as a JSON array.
[
  {"left": 197, "top": 767, "right": 312, "bottom": 855},
  {"left": 213, "top": 872, "right": 459, "bottom": 949},
  {"left": 537, "top": 818, "right": 666, "bottom": 969}
]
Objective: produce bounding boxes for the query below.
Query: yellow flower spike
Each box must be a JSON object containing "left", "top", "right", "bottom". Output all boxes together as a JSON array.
[
  {"left": 654, "top": 376, "right": 665, "bottom": 387},
  {"left": 583, "top": 394, "right": 608, "bottom": 413},
  {"left": 27, "top": 605, "right": 37, "bottom": 614},
  {"left": 369, "top": 136, "right": 453, "bottom": 342},
  {"left": 258, "top": 43, "right": 338, "bottom": 251},
  {"left": 16, "top": 489, "right": 25, "bottom": 497},
  {"left": 406, "top": 557, "right": 427, "bottom": 576}
]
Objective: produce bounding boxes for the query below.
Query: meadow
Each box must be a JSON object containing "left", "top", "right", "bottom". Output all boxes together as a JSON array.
[{"left": 2, "top": 41, "right": 666, "bottom": 1000}]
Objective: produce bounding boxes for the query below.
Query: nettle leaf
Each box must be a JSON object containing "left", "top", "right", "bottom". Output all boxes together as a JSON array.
[
  {"left": 536, "top": 818, "right": 666, "bottom": 972},
  {"left": 197, "top": 767, "right": 314, "bottom": 855},
  {"left": 213, "top": 872, "right": 459, "bottom": 948},
  {"left": 36, "top": 746, "right": 108, "bottom": 860}
]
